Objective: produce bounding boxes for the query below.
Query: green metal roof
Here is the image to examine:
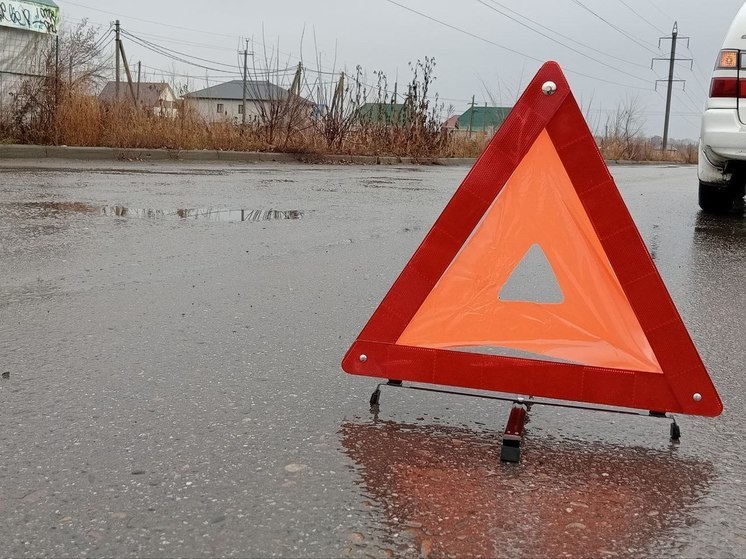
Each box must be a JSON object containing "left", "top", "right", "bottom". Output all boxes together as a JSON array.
[
  {"left": 357, "top": 103, "right": 410, "bottom": 125},
  {"left": 457, "top": 106, "right": 511, "bottom": 132}
]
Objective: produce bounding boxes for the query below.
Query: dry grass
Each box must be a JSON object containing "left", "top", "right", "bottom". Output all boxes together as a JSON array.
[
  {"left": 1, "top": 92, "right": 694, "bottom": 162},
  {"left": 598, "top": 136, "right": 697, "bottom": 163},
  {"left": 9, "top": 93, "right": 480, "bottom": 157}
]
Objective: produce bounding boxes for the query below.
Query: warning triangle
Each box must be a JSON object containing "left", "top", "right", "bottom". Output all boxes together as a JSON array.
[{"left": 342, "top": 62, "right": 722, "bottom": 417}]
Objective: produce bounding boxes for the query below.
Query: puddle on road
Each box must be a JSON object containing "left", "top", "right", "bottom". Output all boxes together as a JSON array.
[
  {"left": 0, "top": 202, "right": 304, "bottom": 223},
  {"left": 8, "top": 201, "right": 99, "bottom": 216}
]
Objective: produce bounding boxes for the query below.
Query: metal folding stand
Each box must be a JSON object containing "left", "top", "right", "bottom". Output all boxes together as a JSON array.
[{"left": 369, "top": 380, "right": 681, "bottom": 464}]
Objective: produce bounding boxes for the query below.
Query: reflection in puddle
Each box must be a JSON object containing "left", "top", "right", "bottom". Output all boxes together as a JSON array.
[
  {"left": 0, "top": 202, "right": 303, "bottom": 223},
  {"left": 694, "top": 210, "right": 746, "bottom": 240},
  {"left": 340, "top": 421, "right": 713, "bottom": 558},
  {"left": 101, "top": 207, "right": 304, "bottom": 222}
]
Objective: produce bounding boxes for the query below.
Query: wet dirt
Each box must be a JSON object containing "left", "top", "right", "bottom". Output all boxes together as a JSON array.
[{"left": 0, "top": 161, "right": 744, "bottom": 558}]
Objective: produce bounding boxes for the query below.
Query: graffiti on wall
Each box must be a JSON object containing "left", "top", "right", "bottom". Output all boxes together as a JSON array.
[{"left": 0, "top": 1, "right": 59, "bottom": 34}]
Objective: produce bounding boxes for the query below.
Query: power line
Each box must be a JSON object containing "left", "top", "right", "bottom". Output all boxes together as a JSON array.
[
  {"left": 616, "top": 0, "right": 666, "bottom": 35},
  {"left": 477, "top": 0, "right": 652, "bottom": 85},
  {"left": 382, "top": 0, "right": 653, "bottom": 91},
  {"left": 483, "top": 0, "right": 651, "bottom": 70},
  {"left": 566, "top": 0, "right": 662, "bottom": 55},
  {"left": 90, "top": 27, "right": 114, "bottom": 51},
  {"left": 121, "top": 30, "right": 239, "bottom": 70},
  {"left": 124, "top": 29, "right": 237, "bottom": 53},
  {"left": 685, "top": 47, "right": 715, "bottom": 97},
  {"left": 645, "top": 0, "right": 675, "bottom": 24},
  {"left": 63, "top": 0, "right": 238, "bottom": 40},
  {"left": 75, "top": 34, "right": 115, "bottom": 67},
  {"left": 680, "top": 87, "right": 705, "bottom": 114},
  {"left": 138, "top": 64, "right": 239, "bottom": 81},
  {"left": 63, "top": 0, "right": 316, "bottom": 74},
  {"left": 120, "top": 26, "right": 341, "bottom": 92}
]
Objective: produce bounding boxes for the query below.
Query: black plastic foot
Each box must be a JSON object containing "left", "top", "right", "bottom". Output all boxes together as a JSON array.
[
  {"left": 501, "top": 440, "right": 521, "bottom": 463},
  {"left": 387, "top": 380, "right": 403, "bottom": 386},
  {"left": 370, "top": 388, "right": 381, "bottom": 407},
  {"left": 501, "top": 405, "right": 528, "bottom": 463}
]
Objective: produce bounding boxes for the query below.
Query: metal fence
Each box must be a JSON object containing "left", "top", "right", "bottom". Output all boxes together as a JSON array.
[{"left": 0, "top": 26, "right": 55, "bottom": 113}]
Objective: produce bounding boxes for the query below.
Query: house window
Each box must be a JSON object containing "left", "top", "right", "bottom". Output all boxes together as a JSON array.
[
  {"left": 217, "top": 103, "right": 224, "bottom": 114},
  {"left": 238, "top": 104, "right": 245, "bottom": 115}
]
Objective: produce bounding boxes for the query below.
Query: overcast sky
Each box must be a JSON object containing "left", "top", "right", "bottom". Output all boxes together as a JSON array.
[{"left": 59, "top": 0, "right": 745, "bottom": 140}]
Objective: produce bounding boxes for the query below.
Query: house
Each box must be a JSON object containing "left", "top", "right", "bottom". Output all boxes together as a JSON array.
[
  {"left": 441, "top": 114, "right": 460, "bottom": 131},
  {"left": 357, "top": 103, "right": 409, "bottom": 125},
  {"left": 456, "top": 106, "right": 512, "bottom": 135},
  {"left": 184, "top": 80, "right": 312, "bottom": 123},
  {"left": 99, "top": 81, "right": 178, "bottom": 117}
]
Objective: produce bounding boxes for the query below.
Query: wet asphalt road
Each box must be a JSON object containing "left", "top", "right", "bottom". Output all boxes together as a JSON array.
[{"left": 0, "top": 160, "right": 744, "bottom": 558}]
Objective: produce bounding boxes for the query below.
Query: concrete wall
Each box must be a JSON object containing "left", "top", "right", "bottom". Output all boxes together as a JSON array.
[
  {"left": 186, "top": 98, "right": 266, "bottom": 124},
  {"left": 153, "top": 88, "right": 178, "bottom": 118}
]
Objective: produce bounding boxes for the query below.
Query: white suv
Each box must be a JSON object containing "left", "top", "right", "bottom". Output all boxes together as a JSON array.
[{"left": 699, "top": 2, "right": 746, "bottom": 213}]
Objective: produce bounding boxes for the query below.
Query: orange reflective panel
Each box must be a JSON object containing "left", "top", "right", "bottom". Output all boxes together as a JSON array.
[{"left": 397, "top": 130, "right": 662, "bottom": 373}]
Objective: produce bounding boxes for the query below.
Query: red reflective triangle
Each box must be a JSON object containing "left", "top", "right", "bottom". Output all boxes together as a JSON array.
[{"left": 342, "top": 62, "right": 722, "bottom": 417}]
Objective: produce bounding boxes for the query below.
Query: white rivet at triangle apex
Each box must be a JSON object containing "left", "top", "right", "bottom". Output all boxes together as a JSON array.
[
  {"left": 693, "top": 393, "right": 702, "bottom": 402},
  {"left": 542, "top": 81, "right": 557, "bottom": 96},
  {"left": 359, "top": 354, "right": 368, "bottom": 363}
]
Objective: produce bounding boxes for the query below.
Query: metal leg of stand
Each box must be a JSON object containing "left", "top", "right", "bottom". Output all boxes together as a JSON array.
[
  {"left": 370, "top": 386, "right": 382, "bottom": 407},
  {"left": 501, "top": 404, "right": 528, "bottom": 463},
  {"left": 670, "top": 417, "right": 681, "bottom": 441},
  {"left": 369, "top": 380, "right": 404, "bottom": 407}
]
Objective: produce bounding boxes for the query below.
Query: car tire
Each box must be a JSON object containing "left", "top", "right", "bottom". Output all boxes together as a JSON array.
[{"left": 699, "top": 181, "right": 738, "bottom": 214}]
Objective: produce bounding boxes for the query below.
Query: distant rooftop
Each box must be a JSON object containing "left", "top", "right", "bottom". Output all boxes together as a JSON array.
[
  {"left": 457, "top": 106, "right": 512, "bottom": 132},
  {"left": 357, "top": 103, "right": 409, "bottom": 124},
  {"left": 185, "top": 80, "right": 292, "bottom": 101},
  {"left": 99, "top": 82, "right": 174, "bottom": 107}
]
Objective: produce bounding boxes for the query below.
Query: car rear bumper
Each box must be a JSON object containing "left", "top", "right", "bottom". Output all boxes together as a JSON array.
[{"left": 701, "top": 108, "right": 746, "bottom": 160}]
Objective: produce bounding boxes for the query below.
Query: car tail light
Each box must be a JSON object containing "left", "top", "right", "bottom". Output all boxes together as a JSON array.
[
  {"left": 716, "top": 49, "right": 739, "bottom": 69},
  {"left": 710, "top": 77, "right": 746, "bottom": 98}
]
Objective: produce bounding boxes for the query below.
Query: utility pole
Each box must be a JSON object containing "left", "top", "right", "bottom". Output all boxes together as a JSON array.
[
  {"left": 290, "top": 62, "right": 303, "bottom": 96},
  {"left": 242, "top": 40, "right": 249, "bottom": 125},
  {"left": 330, "top": 72, "right": 345, "bottom": 120},
  {"left": 652, "top": 22, "right": 692, "bottom": 153},
  {"left": 115, "top": 20, "right": 121, "bottom": 102},
  {"left": 468, "top": 95, "right": 476, "bottom": 137},
  {"left": 54, "top": 35, "right": 59, "bottom": 105},
  {"left": 136, "top": 61, "right": 141, "bottom": 103},
  {"left": 54, "top": 35, "right": 60, "bottom": 145},
  {"left": 117, "top": 36, "right": 137, "bottom": 103}
]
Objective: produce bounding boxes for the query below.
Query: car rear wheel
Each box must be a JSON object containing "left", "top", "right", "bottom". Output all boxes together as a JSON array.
[{"left": 699, "top": 181, "right": 741, "bottom": 213}]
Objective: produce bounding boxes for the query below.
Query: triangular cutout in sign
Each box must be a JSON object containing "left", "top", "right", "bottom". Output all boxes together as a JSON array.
[
  {"left": 342, "top": 62, "right": 722, "bottom": 417},
  {"left": 499, "top": 244, "right": 563, "bottom": 304}
]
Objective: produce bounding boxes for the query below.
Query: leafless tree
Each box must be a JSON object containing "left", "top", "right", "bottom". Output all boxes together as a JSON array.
[
  {"left": 5, "top": 19, "right": 110, "bottom": 142},
  {"left": 311, "top": 65, "right": 369, "bottom": 152},
  {"left": 248, "top": 34, "right": 312, "bottom": 147},
  {"left": 602, "top": 95, "right": 646, "bottom": 159}
]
